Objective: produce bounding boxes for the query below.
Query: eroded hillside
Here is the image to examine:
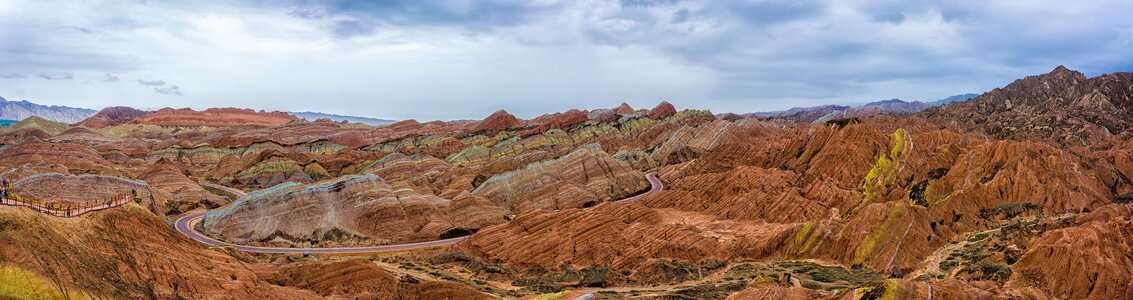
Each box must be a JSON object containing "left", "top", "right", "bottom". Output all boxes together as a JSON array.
[{"left": 1, "top": 67, "right": 1132, "bottom": 299}]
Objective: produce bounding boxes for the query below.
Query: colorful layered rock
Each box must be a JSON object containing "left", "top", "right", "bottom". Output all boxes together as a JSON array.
[
  {"left": 472, "top": 143, "right": 648, "bottom": 213},
  {"left": 201, "top": 175, "right": 504, "bottom": 246}
]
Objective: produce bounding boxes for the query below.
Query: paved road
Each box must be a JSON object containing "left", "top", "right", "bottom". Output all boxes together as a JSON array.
[{"left": 175, "top": 172, "right": 663, "bottom": 254}]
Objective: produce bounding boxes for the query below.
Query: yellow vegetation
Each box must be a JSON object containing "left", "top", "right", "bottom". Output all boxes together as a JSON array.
[
  {"left": 532, "top": 291, "right": 568, "bottom": 300},
  {"left": 788, "top": 222, "right": 824, "bottom": 258},
  {"left": 879, "top": 279, "right": 902, "bottom": 300},
  {"left": 858, "top": 128, "right": 910, "bottom": 212},
  {"left": 0, "top": 265, "right": 65, "bottom": 299},
  {"left": 853, "top": 204, "right": 905, "bottom": 265}
]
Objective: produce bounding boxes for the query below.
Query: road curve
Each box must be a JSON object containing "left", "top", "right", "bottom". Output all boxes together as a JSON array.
[{"left": 175, "top": 172, "right": 663, "bottom": 254}]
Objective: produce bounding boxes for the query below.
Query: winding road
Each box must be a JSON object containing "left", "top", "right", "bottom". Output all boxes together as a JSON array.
[{"left": 175, "top": 172, "right": 663, "bottom": 254}]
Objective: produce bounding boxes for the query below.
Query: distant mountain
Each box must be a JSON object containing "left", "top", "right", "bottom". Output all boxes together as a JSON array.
[
  {"left": 289, "top": 111, "right": 395, "bottom": 126},
  {"left": 926, "top": 93, "right": 979, "bottom": 107},
  {"left": 748, "top": 105, "right": 850, "bottom": 119},
  {"left": 750, "top": 93, "right": 977, "bottom": 123},
  {"left": 925, "top": 66, "right": 1133, "bottom": 145},
  {"left": 855, "top": 99, "right": 929, "bottom": 113},
  {"left": 0, "top": 96, "right": 96, "bottom": 123}
]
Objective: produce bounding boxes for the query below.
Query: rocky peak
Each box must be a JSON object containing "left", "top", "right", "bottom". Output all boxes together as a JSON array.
[
  {"left": 472, "top": 109, "right": 522, "bottom": 134},
  {"left": 614, "top": 102, "right": 635, "bottom": 115},
  {"left": 1048, "top": 65, "right": 1086, "bottom": 81},
  {"left": 77, "top": 106, "right": 149, "bottom": 128},
  {"left": 925, "top": 66, "right": 1133, "bottom": 145},
  {"left": 648, "top": 101, "right": 677, "bottom": 119}
]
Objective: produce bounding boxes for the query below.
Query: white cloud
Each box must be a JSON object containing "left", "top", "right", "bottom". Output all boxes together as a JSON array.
[{"left": 0, "top": 0, "right": 1130, "bottom": 118}]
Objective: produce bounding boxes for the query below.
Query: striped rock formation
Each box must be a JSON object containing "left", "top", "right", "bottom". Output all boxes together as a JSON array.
[
  {"left": 472, "top": 143, "right": 649, "bottom": 214},
  {"left": 201, "top": 175, "right": 504, "bottom": 246}
]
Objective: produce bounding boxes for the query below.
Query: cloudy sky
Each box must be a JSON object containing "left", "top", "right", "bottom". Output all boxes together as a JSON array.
[{"left": 1, "top": 0, "right": 1131, "bottom": 120}]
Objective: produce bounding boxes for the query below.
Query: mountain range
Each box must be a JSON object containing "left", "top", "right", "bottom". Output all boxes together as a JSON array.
[
  {"left": 289, "top": 111, "right": 395, "bottom": 126},
  {"left": 750, "top": 93, "right": 979, "bottom": 123},
  {"left": 0, "top": 96, "right": 96, "bottom": 123},
  {"left": 0, "top": 96, "right": 396, "bottom": 127}
]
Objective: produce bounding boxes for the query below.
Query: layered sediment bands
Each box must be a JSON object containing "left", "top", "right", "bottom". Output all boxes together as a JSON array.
[
  {"left": 266, "top": 260, "right": 493, "bottom": 299},
  {"left": 447, "top": 193, "right": 509, "bottom": 229},
  {"left": 0, "top": 139, "right": 118, "bottom": 174},
  {"left": 472, "top": 143, "right": 648, "bottom": 213},
  {"left": 132, "top": 107, "right": 297, "bottom": 127},
  {"left": 1006, "top": 204, "right": 1133, "bottom": 299},
  {"left": 11, "top": 173, "right": 156, "bottom": 202},
  {"left": 924, "top": 140, "right": 1111, "bottom": 215},
  {"left": 779, "top": 130, "right": 1113, "bottom": 272},
  {"left": 7, "top": 116, "right": 71, "bottom": 135},
  {"left": 0, "top": 126, "right": 51, "bottom": 145},
  {"left": 77, "top": 106, "right": 150, "bottom": 128},
  {"left": 201, "top": 175, "right": 501, "bottom": 246},
  {"left": 211, "top": 121, "right": 376, "bottom": 149},
  {"left": 0, "top": 205, "right": 319, "bottom": 299},
  {"left": 472, "top": 110, "right": 522, "bottom": 134},
  {"left": 627, "top": 119, "right": 1132, "bottom": 286},
  {"left": 147, "top": 145, "right": 241, "bottom": 168},
  {"left": 643, "top": 166, "right": 829, "bottom": 223},
  {"left": 527, "top": 109, "right": 588, "bottom": 133},
  {"left": 458, "top": 203, "right": 794, "bottom": 274},
  {"left": 361, "top": 153, "right": 464, "bottom": 195},
  {"left": 141, "top": 159, "right": 227, "bottom": 214},
  {"left": 770, "top": 123, "right": 894, "bottom": 190},
  {"left": 230, "top": 156, "right": 310, "bottom": 188},
  {"left": 648, "top": 101, "right": 677, "bottom": 119},
  {"left": 652, "top": 119, "right": 736, "bottom": 164}
]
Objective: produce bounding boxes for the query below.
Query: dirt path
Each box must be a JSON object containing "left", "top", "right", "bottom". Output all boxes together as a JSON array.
[{"left": 907, "top": 212, "right": 1078, "bottom": 279}]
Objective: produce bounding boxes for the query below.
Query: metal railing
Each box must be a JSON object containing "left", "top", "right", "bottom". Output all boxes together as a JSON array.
[{"left": 0, "top": 191, "right": 134, "bottom": 218}]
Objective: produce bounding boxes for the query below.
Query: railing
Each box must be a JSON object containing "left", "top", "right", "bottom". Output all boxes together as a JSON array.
[{"left": 0, "top": 191, "right": 134, "bottom": 218}]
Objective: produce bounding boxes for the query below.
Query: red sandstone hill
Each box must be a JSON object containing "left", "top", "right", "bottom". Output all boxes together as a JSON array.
[
  {"left": 131, "top": 107, "right": 297, "bottom": 127},
  {"left": 75, "top": 106, "right": 149, "bottom": 128},
  {"left": 471, "top": 109, "right": 522, "bottom": 134},
  {"left": 648, "top": 101, "right": 677, "bottom": 119},
  {"left": 925, "top": 66, "right": 1133, "bottom": 146},
  {"left": 614, "top": 102, "right": 635, "bottom": 115}
]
